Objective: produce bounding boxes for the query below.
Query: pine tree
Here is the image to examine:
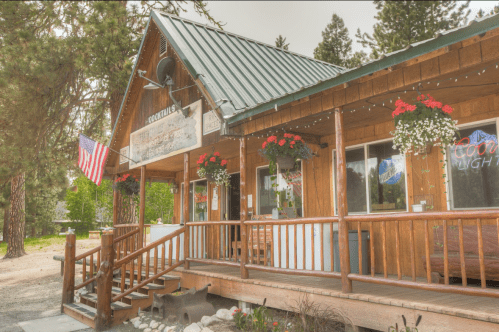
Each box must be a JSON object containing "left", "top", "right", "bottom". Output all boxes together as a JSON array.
[
  {"left": 0, "top": 1, "right": 219, "bottom": 258},
  {"left": 314, "top": 13, "right": 368, "bottom": 68},
  {"left": 356, "top": 1, "right": 471, "bottom": 59},
  {"left": 476, "top": 5, "right": 499, "bottom": 18},
  {"left": 275, "top": 35, "right": 290, "bottom": 50}
]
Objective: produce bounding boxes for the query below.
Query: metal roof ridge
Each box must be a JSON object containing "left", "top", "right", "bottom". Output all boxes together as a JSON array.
[{"left": 154, "top": 10, "right": 346, "bottom": 72}]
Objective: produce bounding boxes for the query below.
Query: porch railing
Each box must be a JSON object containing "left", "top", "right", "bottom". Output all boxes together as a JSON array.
[{"left": 183, "top": 210, "right": 499, "bottom": 299}]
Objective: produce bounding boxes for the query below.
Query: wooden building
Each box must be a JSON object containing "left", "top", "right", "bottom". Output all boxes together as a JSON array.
[{"left": 62, "top": 11, "right": 499, "bottom": 331}]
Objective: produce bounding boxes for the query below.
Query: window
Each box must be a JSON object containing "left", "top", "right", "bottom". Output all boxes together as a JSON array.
[
  {"left": 334, "top": 140, "right": 407, "bottom": 214},
  {"left": 256, "top": 164, "right": 303, "bottom": 217},
  {"left": 181, "top": 180, "right": 208, "bottom": 223},
  {"left": 448, "top": 122, "right": 499, "bottom": 209}
]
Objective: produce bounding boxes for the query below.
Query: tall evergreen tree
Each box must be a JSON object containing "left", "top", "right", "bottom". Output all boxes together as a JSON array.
[
  {"left": 0, "top": 1, "right": 218, "bottom": 258},
  {"left": 356, "top": 1, "right": 471, "bottom": 59},
  {"left": 275, "top": 35, "right": 290, "bottom": 50},
  {"left": 314, "top": 13, "right": 368, "bottom": 68},
  {"left": 476, "top": 5, "right": 499, "bottom": 18}
]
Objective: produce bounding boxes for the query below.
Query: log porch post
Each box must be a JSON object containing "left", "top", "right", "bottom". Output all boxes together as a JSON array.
[
  {"left": 95, "top": 232, "right": 114, "bottom": 330},
  {"left": 112, "top": 175, "right": 118, "bottom": 227},
  {"left": 240, "top": 137, "right": 249, "bottom": 279},
  {"left": 61, "top": 233, "right": 76, "bottom": 312},
  {"left": 138, "top": 166, "right": 146, "bottom": 249},
  {"left": 183, "top": 152, "right": 190, "bottom": 270},
  {"left": 335, "top": 108, "right": 352, "bottom": 293}
]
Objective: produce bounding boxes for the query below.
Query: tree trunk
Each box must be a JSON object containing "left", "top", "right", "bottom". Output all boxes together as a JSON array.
[
  {"left": 5, "top": 173, "right": 26, "bottom": 258},
  {"left": 116, "top": 191, "right": 137, "bottom": 225},
  {"left": 2, "top": 208, "right": 9, "bottom": 244}
]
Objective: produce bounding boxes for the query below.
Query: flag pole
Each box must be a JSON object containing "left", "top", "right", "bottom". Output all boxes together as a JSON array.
[{"left": 80, "top": 133, "right": 139, "bottom": 164}]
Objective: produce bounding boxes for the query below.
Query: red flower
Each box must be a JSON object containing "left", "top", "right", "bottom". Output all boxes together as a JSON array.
[
  {"left": 290, "top": 140, "right": 296, "bottom": 145},
  {"left": 243, "top": 313, "right": 247, "bottom": 316},
  {"left": 135, "top": 179, "right": 138, "bottom": 182},
  {"left": 278, "top": 139, "right": 286, "bottom": 146},
  {"left": 205, "top": 161, "right": 208, "bottom": 166},
  {"left": 268, "top": 136, "right": 277, "bottom": 143},
  {"left": 262, "top": 141, "right": 267, "bottom": 149},
  {"left": 406, "top": 104, "right": 416, "bottom": 112},
  {"left": 214, "top": 152, "right": 220, "bottom": 157},
  {"left": 273, "top": 322, "right": 278, "bottom": 326},
  {"left": 395, "top": 99, "right": 405, "bottom": 107},
  {"left": 442, "top": 105, "right": 453, "bottom": 114},
  {"left": 210, "top": 157, "right": 216, "bottom": 162},
  {"left": 197, "top": 159, "right": 203, "bottom": 164},
  {"left": 221, "top": 160, "right": 227, "bottom": 166},
  {"left": 294, "top": 135, "right": 302, "bottom": 141}
]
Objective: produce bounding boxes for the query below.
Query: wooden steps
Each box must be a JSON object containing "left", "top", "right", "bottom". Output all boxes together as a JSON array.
[{"left": 64, "top": 269, "right": 181, "bottom": 328}]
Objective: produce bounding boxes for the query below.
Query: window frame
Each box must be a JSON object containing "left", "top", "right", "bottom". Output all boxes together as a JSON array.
[
  {"left": 255, "top": 162, "right": 305, "bottom": 217},
  {"left": 180, "top": 178, "right": 209, "bottom": 223},
  {"left": 446, "top": 117, "right": 499, "bottom": 211},
  {"left": 332, "top": 137, "right": 409, "bottom": 215}
]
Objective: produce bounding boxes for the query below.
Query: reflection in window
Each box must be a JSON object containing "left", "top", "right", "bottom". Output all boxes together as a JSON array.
[
  {"left": 257, "top": 165, "right": 303, "bottom": 217},
  {"left": 368, "top": 142, "right": 406, "bottom": 213},
  {"left": 449, "top": 123, "right": 499, "bottom": 209},
  {"left": 181, "top": 180, "right": 208, "bottom": 222},
  {"left": 346, "top": 148, "right": 367, "bottom": 213}
]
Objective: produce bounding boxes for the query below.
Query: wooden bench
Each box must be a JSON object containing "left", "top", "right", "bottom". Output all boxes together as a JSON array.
[{"left": 422, "top": 225, "right": 499, "bottom": 283}]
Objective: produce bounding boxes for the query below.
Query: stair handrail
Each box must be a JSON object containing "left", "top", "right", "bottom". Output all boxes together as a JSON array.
[
  {"left": 75, "top": 228, "right": 139, "bottom": 261},
  {"left": 113, "top": 226, "right": 185, "bottom": 269},
  {"left": 111, "top": 227, "right": 186, "bottom": 302},
  {"left": 73, "top": 229, "right": 140, "bottom": 291}
]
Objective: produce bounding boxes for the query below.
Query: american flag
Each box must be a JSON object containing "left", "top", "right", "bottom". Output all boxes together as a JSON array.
[{"left": 78, "top": 134, "right": 109, "bottom": 186}]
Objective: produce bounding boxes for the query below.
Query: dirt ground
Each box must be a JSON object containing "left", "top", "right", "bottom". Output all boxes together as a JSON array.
[{"left": 0, "top": 238, "right": 241, "bottom": 332}]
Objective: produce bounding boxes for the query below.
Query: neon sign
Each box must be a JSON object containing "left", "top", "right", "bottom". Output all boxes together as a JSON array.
[{"left": 453, "top": 129, "right": 499, "bottom": 170}]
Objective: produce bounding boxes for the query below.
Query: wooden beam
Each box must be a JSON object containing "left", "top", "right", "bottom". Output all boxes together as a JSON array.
[
  {"left": 138, "top": 166, "right": 146, "bottom": 249},
  {"left": 335, "top": 108, "right": 352, "bottom": 293},
  {"left": 112, "top": 176, "right": 118, "bottom": 227},
  {"left": 240, "top": 137, "right": 249, "bottom": 279},
  {"left": 183, "top": 152, "right": 190, "bottom": 270},
  {"left": 95, "top": 233, "right": 114, "bottom": 330}
]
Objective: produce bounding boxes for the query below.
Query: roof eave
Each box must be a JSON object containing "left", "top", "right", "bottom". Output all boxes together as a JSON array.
[{"left": 227, "top": 15, "right": 499, "bottom": 125}]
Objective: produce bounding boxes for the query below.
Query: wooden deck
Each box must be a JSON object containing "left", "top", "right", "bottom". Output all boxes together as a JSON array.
[{"left": 171, "top": 264, "right": 499, "bottom": 332}]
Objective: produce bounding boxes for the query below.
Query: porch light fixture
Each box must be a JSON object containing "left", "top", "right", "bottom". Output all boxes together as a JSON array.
[
  {"left": 144, "top": 83, "right": 160, "bottom": 90},
  {"left": 170, "top": 181, "right": 179, "bottom": 194}
]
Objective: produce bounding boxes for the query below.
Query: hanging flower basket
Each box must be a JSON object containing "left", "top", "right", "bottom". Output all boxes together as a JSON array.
[
  {"left": 196, "top": 152, "right": 230, "bottom": 187},
  {"left": 113, "top": 174, "right": 140, "bottom": 196},
  {"left": 391, "top": 94, "right": 458, "bottom": 155},
  {"left": 259, "top": 133, "right": 313, "bottom": 175},
  {"left": 276, "top": 155, "right": 296, "bottom": 171}
]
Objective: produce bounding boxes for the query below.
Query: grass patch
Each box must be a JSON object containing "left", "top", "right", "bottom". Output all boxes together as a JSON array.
[{"left": 0, "top": 233, "right": 88, "bottom": 256}]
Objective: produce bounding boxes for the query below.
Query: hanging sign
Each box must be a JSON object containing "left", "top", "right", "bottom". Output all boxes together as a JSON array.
[
  {"left": 129, "top": 100, "right": 202, "bottom": 168},
  {"left": 203, "top": 110, "right": 221, "bottom": 135},
  {"left": 146, "top": 103, "right": 182, "bottom": 125},
  {"left": 119, "top": 146, "right": 129, "bottom": 164},
  {"left": 379, "top": 158, "right": 403, "bottom": 184}
]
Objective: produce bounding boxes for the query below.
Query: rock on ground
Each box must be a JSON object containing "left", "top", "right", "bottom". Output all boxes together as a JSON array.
[
  {"left": 134, "top": 320, "right": 142, "bottom": 329},
  {"left": 184, "top": 323, "right": 202, "bottom": 332},
  {"left": 200, "top": 315, "right": 221, "bottom": 327},
  {"left": 144, "top": 328, "right": 151, "bottom": 332},
  {"left": 215, "top": 309, "right": 234, "bottom": 321},
  {"left": 200, "top": 328, "right": 213, "bottom": 332},
  {"left": 158, "top": 324, "right": 165, "bottom": 331},
  {"left": 138, "top": 323, "right": 149, "bottom": 329}
]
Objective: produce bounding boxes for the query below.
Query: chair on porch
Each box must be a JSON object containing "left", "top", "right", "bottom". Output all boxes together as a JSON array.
[{"left": 231, "top": 225, "right": 272, "bottom": 264}]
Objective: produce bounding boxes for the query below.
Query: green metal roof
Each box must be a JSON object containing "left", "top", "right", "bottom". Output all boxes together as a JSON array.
[
  {"left": 226, "top": 13, "right": 499, "bottom": 124},
  {"left": 152, "top": 11, "right": 344, "bottom": 118}
]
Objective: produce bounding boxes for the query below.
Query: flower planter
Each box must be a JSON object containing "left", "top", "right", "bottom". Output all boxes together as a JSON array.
[
  {"left": 276, "top": 155, "right": 295, "bottom": 171},
  {"left": 205, "top": 173, "right": 216, "bottom": 182}
]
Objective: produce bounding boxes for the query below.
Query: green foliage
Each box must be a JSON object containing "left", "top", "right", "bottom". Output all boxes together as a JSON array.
[
  {"left": 356, "top": 1, "right": 471, "bottom": 59},
  {"left": 113, "top": 174, "right": 140, "bottom": 196},
  {"left": 476, "top": 5, "right": 499, "bottom": 18},
  {"left": 65, "top": 175, "right": 113, "bottom": 233},
  {"left": 144, "top": 182, "right": 174, "bottom": 223},
  {"left": 275, "top": 35, "right": 289, "bottom": 50},
  {"left": 314, "top": 13, "right": 368, "bottom": 68},
  {"left": 0, "top": 233, "right": 87, "bottom": 256}
]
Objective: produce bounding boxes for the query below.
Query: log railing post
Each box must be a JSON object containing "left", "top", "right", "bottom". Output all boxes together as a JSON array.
[
  {"left": 61, "top": 233, "right": 76, "bottom": 312},
  {"left": 183, "top": 152, "right": 190, "bottom": 270},
  {"left": 335, "top": 108, "right": 352, "bottom": 293},
  {"left": 240, "top": 137, "right": 249, "bottom": 279},
  {"left": 95, "top": 232, "right": 114, "bottom": 331},
  {"left": 138, "top": 166, "right": 146, "bottom": 249}
]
